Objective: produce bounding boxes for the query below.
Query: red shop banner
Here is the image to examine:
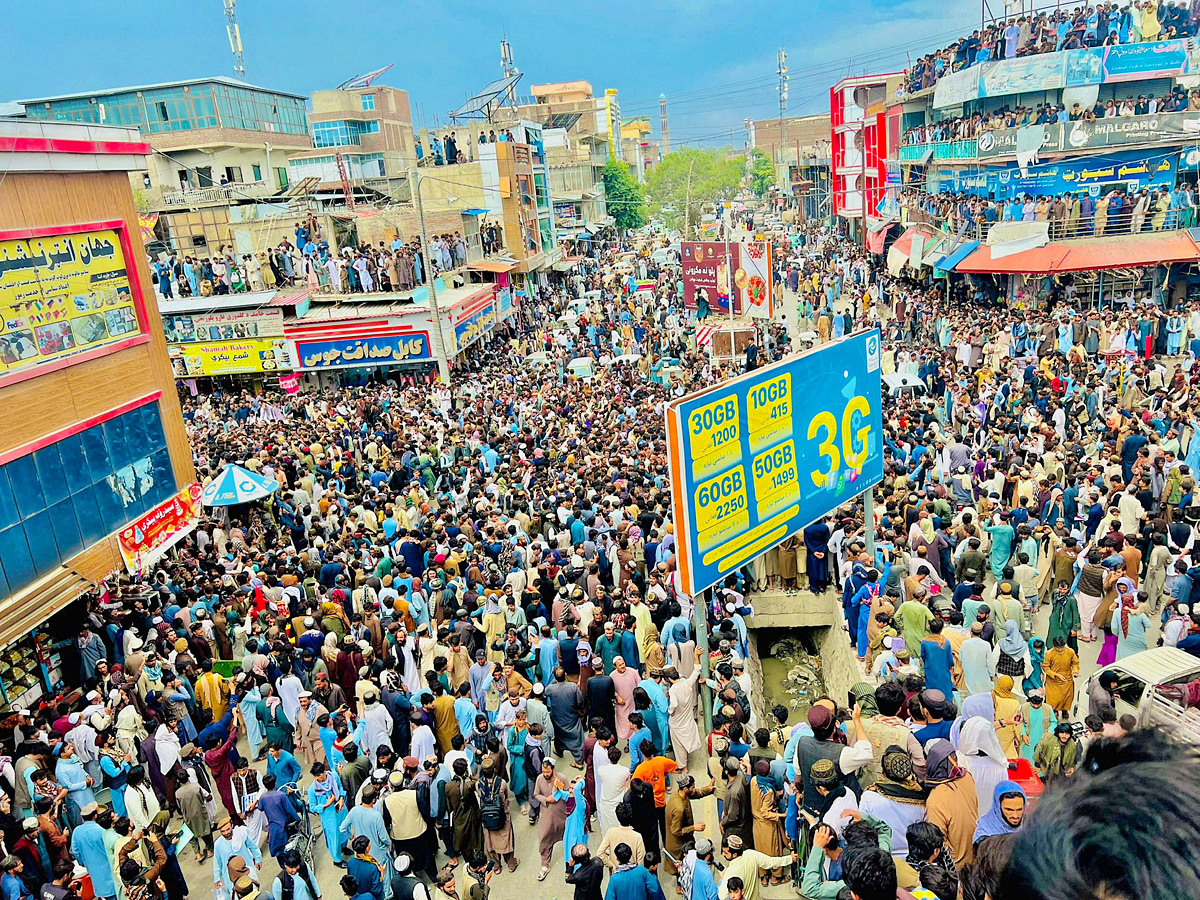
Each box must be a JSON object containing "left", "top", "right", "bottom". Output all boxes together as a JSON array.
[{"left": 117, "top": 482, "right": 203, "bottom": 573}]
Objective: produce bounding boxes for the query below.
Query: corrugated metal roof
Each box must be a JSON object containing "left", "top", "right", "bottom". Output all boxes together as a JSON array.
[
  {"left": 21, "top": 76, "right": 307, "bottom": 104},
  {"left": 956, "top": 232, "right": 1200, "bottom": 274}
]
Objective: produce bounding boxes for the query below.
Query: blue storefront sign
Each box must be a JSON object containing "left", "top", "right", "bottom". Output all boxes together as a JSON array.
[
  {"left": 941, "top": 149, "right": 1177, "bottom": 199},
  {"left": 991, "top": 149, "right": 1177, "bottom": 199},
  {"left": 453, "top": 300, "right": 496, "bottom": 352},
  {"left": 1064, "top": 47, "right": 1105, "bottom": 86},
  {"left": 1102, "top": 39, "right": 1191, "bottom": 82},
  {"left": 965, "top": 39, "right": 1192, "bottom": 102},
  {"left": 296, "top": 333, "right": 431, "bottom": 369}
]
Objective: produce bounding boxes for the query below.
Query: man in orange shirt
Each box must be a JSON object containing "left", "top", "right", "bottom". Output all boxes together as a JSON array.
[{"left": 631, "top": 737, "right": 678, "bottom": 844}]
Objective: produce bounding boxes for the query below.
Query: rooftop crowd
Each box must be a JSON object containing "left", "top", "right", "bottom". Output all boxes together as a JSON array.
[
  {"left": 899, "top": 184, "right": 1199, "bottom": 239},
  {"left": 6, "top": 213, "right": 1200, "bottom": 900},
  {"left": 901, "top": 86, "right": 1200, "bottom": 146},
  {"left": 905, "top": 1, "right": 1198, "bottom": 95}
]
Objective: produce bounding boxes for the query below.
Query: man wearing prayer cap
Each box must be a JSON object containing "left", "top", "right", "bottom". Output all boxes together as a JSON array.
[{"left": 664, "top": 772, "right": 713, "bottom": 876}]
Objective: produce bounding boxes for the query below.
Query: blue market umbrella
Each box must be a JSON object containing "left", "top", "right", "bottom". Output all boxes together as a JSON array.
[{"left": 200, "top": 464, "right": 280, "bottom": 507}]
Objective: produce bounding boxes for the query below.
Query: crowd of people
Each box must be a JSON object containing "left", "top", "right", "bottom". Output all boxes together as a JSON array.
[
  {"left": 149, "top": 220, "right": 511, "bottom": 302},
  {"left": 421, "top": 130, "right": 518, "bottom": 167},
  {"left": 905, "top": 1, "right": 1198, "bottom": 95},
  {"left": 11, "top": 213, "right": 1200, "bottom": 900},
  {"left": 901, "top": 86, "right": 1200, "bottom": 146},
  {"left": 898, "top": 183, "right": 1199, "bottom": 240}
]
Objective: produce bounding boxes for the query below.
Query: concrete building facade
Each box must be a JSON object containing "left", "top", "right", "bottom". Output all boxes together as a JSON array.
[
  {"left": 20, "top": 77, "right": 314, "bottom": 254},
  {"left": 288, "top": 85, "right": 418, "bottom": 201}
]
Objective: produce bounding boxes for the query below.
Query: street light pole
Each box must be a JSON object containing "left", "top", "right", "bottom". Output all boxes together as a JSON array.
[{"left": 410, "top": 165, "right": 451, "bottom": 383}]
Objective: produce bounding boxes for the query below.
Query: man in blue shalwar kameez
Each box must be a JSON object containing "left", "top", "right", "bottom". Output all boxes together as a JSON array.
[
  {"left": 339, "top": 789, "right": 392, "bottom": 896},
  {"left": 308, "top": 763, "right": 348, "bottom": 866}
]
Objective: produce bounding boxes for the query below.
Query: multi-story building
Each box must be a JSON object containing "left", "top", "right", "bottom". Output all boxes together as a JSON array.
[
  {"left": 288, "top": 84, "right": 418, "bottom": 201},
  {"left": 830, "top": 74, "right": 902, "bottom": 234},
  {"left": 478, "top": 121, "right": 558, "bottom": 272},
  {"left": 20, "top": 77, "right": 313, "bottom": 253},
  {"left": 620, "top": 118, "right": 659, "bottom": 180},
  {"left": 750, "top": 114, "right": 833, "bottom": 220},
  {"left": 888, "top": 33, "right": 1200, "bottom": 294},
  {"left": 0, "top": 118, "right": 194, "bottom": 697},
  {"left": 544, "top": 128, "right": 609, "bottom": 239}
]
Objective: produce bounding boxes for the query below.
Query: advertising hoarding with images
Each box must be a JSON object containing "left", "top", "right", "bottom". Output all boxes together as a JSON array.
[
  {"left": 0, "top": 226, "right": 144, "bottom": 379},
  {"left": 681, "top": 241, "right": 741, "bottom": 314},
  {"left": 666, "top": 330, "right": 884, "bottom": 596},
  {"left": 168, "top": 339, "right": 292, "bottom": 376},
  {"left": 162, "top": 309, "right": 284, "bottom": 343},
  {"left": 117, "top": 483, "right": 203, "bottom": 574}
]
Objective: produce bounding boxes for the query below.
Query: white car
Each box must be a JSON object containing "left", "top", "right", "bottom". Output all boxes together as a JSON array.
[
  {"left": 567, "top": 357, "right": 596, "bottom": 381},
  {"left": 882, "top": 372, "right": 929, "bottom": 398},
  {"left": 1080, "top": 647, "right": 1200, "bottom": 744}
]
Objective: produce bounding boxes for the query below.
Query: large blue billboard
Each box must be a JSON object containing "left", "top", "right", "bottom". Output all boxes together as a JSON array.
[{"left": 666, "top": 330, "right": 884, "bottom": 596}]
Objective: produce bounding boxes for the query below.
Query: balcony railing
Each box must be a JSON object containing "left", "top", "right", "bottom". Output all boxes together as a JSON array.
[
  {"left": 159, "top": 181, "right": 277, "bottom": 208},
  {"left": 901, "top": 200, "right": 1199, "bottom": 242}
]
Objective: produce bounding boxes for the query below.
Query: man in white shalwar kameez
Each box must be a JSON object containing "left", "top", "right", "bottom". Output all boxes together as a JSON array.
[{"left": 666, "top": 655, "right": 705, "bottom": 773}]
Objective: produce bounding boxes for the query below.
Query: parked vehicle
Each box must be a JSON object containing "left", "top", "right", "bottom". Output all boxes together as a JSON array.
[
  {"left": 1078, "top": 647, "right": 1200, "bottom": 743},
  {"left": 882, "top": 372, "right": 929, "bottom": 398}
]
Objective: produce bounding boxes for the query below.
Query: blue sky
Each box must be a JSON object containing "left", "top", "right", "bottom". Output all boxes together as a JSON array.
[{"left": 4, "top": 0, "right": 980, "bottom": 145}]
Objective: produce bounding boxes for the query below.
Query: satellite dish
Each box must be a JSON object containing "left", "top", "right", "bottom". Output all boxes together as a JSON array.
[{"left": 852, "top": 86, "right": 870, "bottom": 108}]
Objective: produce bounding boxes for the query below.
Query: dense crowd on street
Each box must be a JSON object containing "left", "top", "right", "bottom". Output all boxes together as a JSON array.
[
  {"left": 905, "top": 1, "right": 1198, "bottom": 95},
  {"left": 8, "top": 210, "right": 1200, "bottom": 900}
]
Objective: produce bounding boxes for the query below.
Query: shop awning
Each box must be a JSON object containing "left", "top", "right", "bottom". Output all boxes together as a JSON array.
[
  {"left": 932, "top": 240, "right": 981, "bottom": 272},
  {"left": 468, "top": 259, "right": 516, "bottom": 273},
  {"left": 954, "top": 232, "right": 1200, "bottom": 274},
  {"left": 270, "top": 288, "right": 313, "bottom": 306},
  {"left": 918, "top": 235, "right": 952, "bottom": 268},
  {"left": 890, "top": 225, "right": 936, "bottom": 258},
  {"left": 460, "top": 208, "right": 490, "bottom": 216},
  {"left": 865, "top": 223, "right": 891, "bottom": 254}
]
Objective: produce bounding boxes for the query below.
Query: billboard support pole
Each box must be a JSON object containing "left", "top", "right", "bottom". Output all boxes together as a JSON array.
[
  {"left": 727, "top": 224, "right": 736, "bottom": 366},
  {"left": 864, "top": 488, "right": 876, "bottom": 563},
  {"left": 696, "top": 589, "right": 713, "bottom": 733}
]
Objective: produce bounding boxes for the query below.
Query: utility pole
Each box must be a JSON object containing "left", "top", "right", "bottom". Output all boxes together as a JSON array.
[
  {"left": 409, "top": 166, "right": 452, "bottom": 383},
  {"left": 684, "top": 159, "right": 695, "bottom": 240},
  {"left": 776, "top": 47, "right": 789, "bottom": 167}
]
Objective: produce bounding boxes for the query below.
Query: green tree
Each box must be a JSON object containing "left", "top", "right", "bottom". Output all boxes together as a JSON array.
[
  {"left": 645, "top": 148, "right": 743, "bottom": 237},
  {"left": 602, "top": 159, "right": 649, "bottom": 232},
  {"left": 748, "top": 148, "right": 775, "bottom": 196}
]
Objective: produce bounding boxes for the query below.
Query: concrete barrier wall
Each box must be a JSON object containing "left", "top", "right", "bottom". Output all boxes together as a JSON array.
[{"left": 744, "top": 588, "right": 863, "bottom": 724}]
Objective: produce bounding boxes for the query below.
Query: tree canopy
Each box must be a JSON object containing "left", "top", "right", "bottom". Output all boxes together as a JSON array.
[
  {"left": 602, "top": 159, "right": 649, "bottom": 232},
  {"left": 748, "top": 148, "right": 775, "bottom": 196},
  {"left": 645, "top": 148, "right": 743, "bottom": 236}
]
